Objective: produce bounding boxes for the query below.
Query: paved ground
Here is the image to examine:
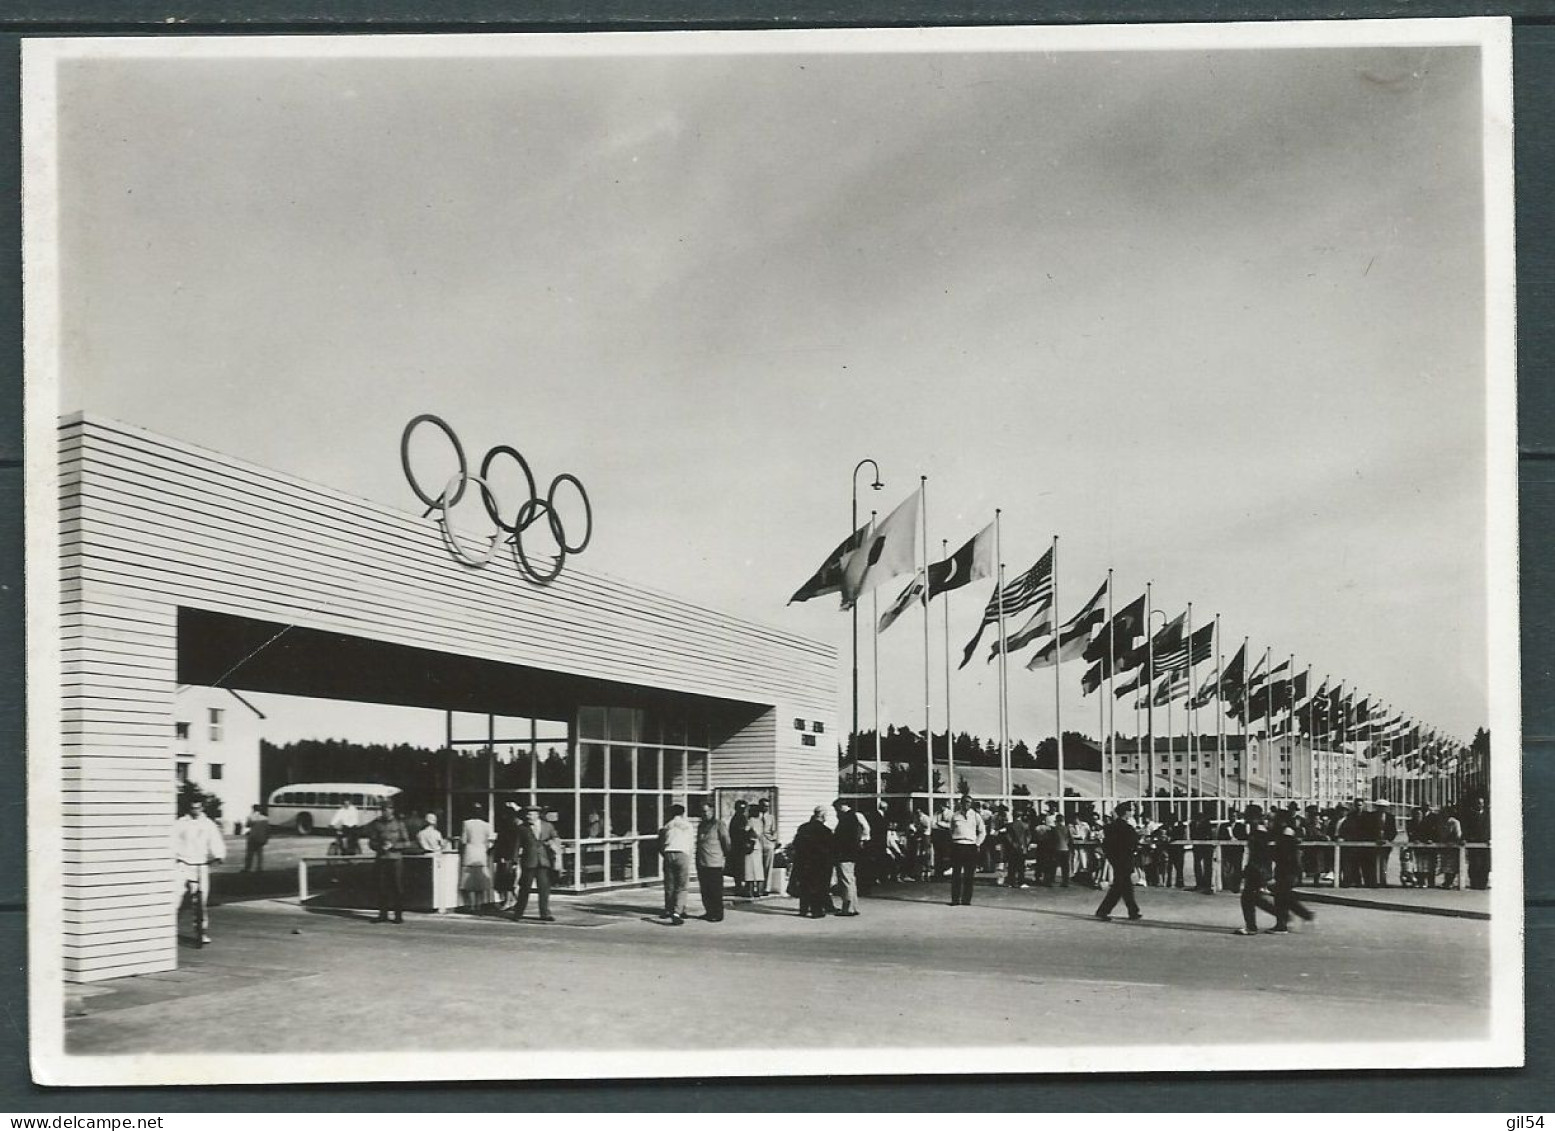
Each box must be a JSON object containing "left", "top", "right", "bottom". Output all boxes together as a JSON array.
[{"left": 64, "top": 875, "right": 1491, "bottom": 1057}]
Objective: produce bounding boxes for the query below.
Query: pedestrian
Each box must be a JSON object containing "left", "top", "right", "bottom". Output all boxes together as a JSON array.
[
  {"left": 367, "top": 798, "right": 412, "bottom": 924},
  {"left": 416, "top": 812, "right": 446, "bottom": 853},
  {"left": 173, "top": 797, "right": 226, "bottom": 945},
  {"left": 658, "top": 803, "right": 694, "bottom": 926},
  {"left": 755, "top": 797, "right": 778, "bottom": 897},
  {"left": 831, "top": 798, "right": 868, "bottom": 916},
  {"left": 695, "top": 801, "right": 731, "bottom": 921},
  {"left": 1164, "top": 812, "right": 1187, "bottom": 889},
  {"left": 1462, "top": 795, "right": 1491, "bottom": 890},
  {"left": 242, "top": 804, "right": 269, "bottom": 873},
  {"left": 1003, "top": 809, "right": 1031, "bottom": 888},
  {"left": 1094, "top": 801, "right": 1143, "bottom": 922},
  {"left": 330, "top": 797, "right": 361, "bottom": 855},
  {"left": 1220, "top": 809, "right": 1246, "bottom": 892},
  {"left": 740, "top": 802, "right": 768, "bottom": 897},
  {"left": 493, "top": 801, "right": 521, "bottom": 911},
  {"left": 932, "top": 801, "right": 953, "bottom": 878},
  {"left": 1233, "top": 804, "right": 1314, "bottom": 935},
  {"left": 1376, "top": 801, "right": 1400, "bottom": 887},
  {"left": 459, "top": 804, "right": 495, "bottom": 912},
  {"left": 1414, "top": 804, "right": 1442, "bottom": 888},
  {"left": 515, "top": 805, "right": 561, "bottom": 922},
  {"left": 947, "top": 794, "right": 986, "bottom": 906},
  {"left": 1048, "top": 805, "right": 1072, "bottom": 888},
  {"left": 728, "top": 800, "right": 752, "bottom": 897},
  {"left": 790, "top": 806, "right": 835, "bottom": 918},
  {"left": 1189, "top": 808, "right": 1215, "bottom": 893},
  {"left": 1439, "top": 805, "right": 1465, "bottom": 890}
]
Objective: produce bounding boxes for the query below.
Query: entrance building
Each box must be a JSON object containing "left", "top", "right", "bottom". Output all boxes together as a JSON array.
[{"left": 59, "top": 415, "right": 837, "bottom": 982}]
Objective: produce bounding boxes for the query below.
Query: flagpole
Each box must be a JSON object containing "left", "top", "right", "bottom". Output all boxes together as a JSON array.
[
  {"left": 1145, "top": 582, "right": 1155, "bottom": 817},
  {"left": 1052, "top": 535, "right": 1064, "bottom": 816},
  {"left": 920, "top": 477, "right": 932, "bottom": 811},
  {"left": 1105, "top": 569, "right": 1115, "bottom": 803},
  {"left": 1304, "top": 664, "right": 1313, "bottom": 805},
  {"left": 943, "top": 537, "right": 954, "bottom": 803},
  {"left": 1239, "top": 638, "right": 1249, "bottom": 803},
  {"left": 872, "top": 511, "right": 881, "bottom": 811},
  {"left": 850, "top": 459, "right": 882, "bottom": 794},
  {"left": 1185, "top": 601, "right": 1195, "bottom": 816},
  {"left": 1206, "top": 619, "right": 1219, "bottom": 815},
  {"left": 995, "top": 514, "right": 1009, "bottom": 805}
]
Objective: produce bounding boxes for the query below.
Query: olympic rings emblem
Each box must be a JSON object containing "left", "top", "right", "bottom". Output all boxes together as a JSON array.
[{"left": 401, "top": 414, "right": 593, "bottom": 585}]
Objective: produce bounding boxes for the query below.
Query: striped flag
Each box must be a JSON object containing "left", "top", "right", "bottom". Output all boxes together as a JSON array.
[
  {"left": 1155, "top": 621, "right": 1214, "bottom": 674},
  {"left": 959, "top": 547, "right": 1054, "bottom": 669}
]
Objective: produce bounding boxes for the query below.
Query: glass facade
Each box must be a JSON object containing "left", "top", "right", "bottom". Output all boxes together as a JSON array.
[{"left": 443, "top": 705, "right": 713, "bottom": 890}]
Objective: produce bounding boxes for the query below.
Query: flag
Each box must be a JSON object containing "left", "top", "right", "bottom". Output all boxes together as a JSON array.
[
  {"left": 996, "top": 606, "right": 1053, "bottom": 661},
  {"left": 1152, "top": 668, "right": 1190, "bottom": 706},
  {"left": 959, "top": 547, "right": 1054, "bottom": 668},
  {"left": 1025, "top": 579, "right": 1109, "bottom": 670},
  {"left": 877, "top": 571, "right": 925, "bottom": 634},
  {"left": 1084, "top": 593, "right": 1145, "bottom": 667},
  {"left": 1155, "top": 622, "right": 1214, "bottom": 674},
  {"left": 789, "top": 520, "right": 871, "bottom": 604},
  {"left": 926, "top": 523, "right": 994, "bottom": 599},
  {"left": 840, "top": 486, "right": 920, "bottom": 609},
  {"left": 1081, "top": 662, "right": 1105, "bottom": 696}
]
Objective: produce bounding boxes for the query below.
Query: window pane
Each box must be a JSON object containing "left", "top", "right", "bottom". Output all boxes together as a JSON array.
[
  {"left": 608, "top": 840, "right": 635, "bottom": 883},
  {"left": 580, "top": 744, "right": 605, "bottom": 789},
  {"left": 608, "top": 747, "right": 633, "bottom": 790},
  {"left": 607, "top": 708, "right": 638, "bottom": 744},
  {"left": 493, "top": 747, "right": 534, "bottom": 791},
  {"left": 580, "top": 842, "right": 608, "bottom": 886},
  {"left": 450, "top": 749, "right": 488, "bottom": 791},
  {"left": 636, "top": 840, "right": 661, "bottom": 880},
  {"left": 687, "top": 751, "right": 708, "bottom": 791},
  {"left": 635, "top": 794, "right": 660, "bottom": 837},
  {"left": 580, "top": 795, "right": 606, "bottom": 839},
  {"left": 664, "top": 717, "right": 688, "bottom": 747},
  {"left": 577, "top": 707, "right": 606, "bottom": 741},
  {"left": 609, "top": 793, "right": 635, "bottom": 836},
  {"left": 638, "top": 748, "right": 662, "bottom": 790},
  {"left": 666, "top": 752, "right": 689, "bottom": 793},
  {"left": 536, "top": 745, "right": 573, "bottom": 789}
]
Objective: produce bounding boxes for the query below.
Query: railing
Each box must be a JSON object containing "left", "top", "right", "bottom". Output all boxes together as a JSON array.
[{"left": 1111, "top": 839, "right": 1491, "bottom": 892}]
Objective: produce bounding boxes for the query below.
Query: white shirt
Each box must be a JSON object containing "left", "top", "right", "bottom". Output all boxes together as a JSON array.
[
  {"left": 173, "top": 814, "right": 227, "bottom": 866},
  {"left": 416, "top": 825, "right": 446, "bottom": 852},
  {"left": 660, "top": 816, "right": 694, "bottom": 855},
  {"left": 331, "top": 804, "right": 359, "bottom": 829},
  {"left": 950, "top": 808, "right": 986, "bottom": 845}
]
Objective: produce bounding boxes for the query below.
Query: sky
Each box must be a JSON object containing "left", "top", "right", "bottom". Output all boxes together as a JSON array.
[{"left": 48, "top": 32, "right": 1497, "bottom": 748}]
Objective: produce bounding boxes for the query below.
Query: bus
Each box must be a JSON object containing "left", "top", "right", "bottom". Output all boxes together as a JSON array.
[{"left": 265, "top": 783, "right": 403, "bottom": 835}]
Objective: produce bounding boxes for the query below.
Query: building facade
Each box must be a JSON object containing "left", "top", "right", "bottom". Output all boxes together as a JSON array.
[
  {"left": 172, "top": 685, "right": 264, "bottom": 830},
  {"left": 59, "top": 415, "right": 836, "bottom": 982}
]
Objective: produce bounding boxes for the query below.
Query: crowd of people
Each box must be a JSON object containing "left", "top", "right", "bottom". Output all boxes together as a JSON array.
[{"left": 180, "top": 787, "right": 1490, "bottom": 944}]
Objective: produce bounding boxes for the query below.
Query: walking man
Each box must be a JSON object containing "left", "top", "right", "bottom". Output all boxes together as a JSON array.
[
  {"left": 1095, "top": 801, "right": 1143, "bottom": 922},
  {"left": 948, "top": 794, "right": 987, "bottom": 906},
  {"left": 368, "top": 799, "right": 413, "bottom": 924},
  {"left": 658, "top": 803, "right": 694, "bottom": 926},
  {"left": 242, "top": 804, "right": 269, "bottom": 873},
  {"left": 831, "top": 798, "right": 868, "bottom": 916},
  {"left": 1234, "top": 804, "right": 1314, "bottom": 935},
  {"left": 514, "top": 806, "right": 561, "bottom": 922},
  {"left": 695, "top": 801, "right": 730, "bottom": 922},
  {"left": 173, "top": 797, "right": 226, "bottom": 945}
]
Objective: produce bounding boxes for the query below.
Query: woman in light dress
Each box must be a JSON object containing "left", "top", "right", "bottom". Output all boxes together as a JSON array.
[{"left": 460, "top": 805, "right": 495, "bottom": 912}]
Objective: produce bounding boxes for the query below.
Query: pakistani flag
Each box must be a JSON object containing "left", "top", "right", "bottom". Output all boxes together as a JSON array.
[{"left": 927, "top": 523, "right": 994, "bottom": 599}]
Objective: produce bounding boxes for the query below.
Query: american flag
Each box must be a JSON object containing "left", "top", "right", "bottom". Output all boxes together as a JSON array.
[{"left": 959, "top": 547, "right": 1053, "bottom": 668}]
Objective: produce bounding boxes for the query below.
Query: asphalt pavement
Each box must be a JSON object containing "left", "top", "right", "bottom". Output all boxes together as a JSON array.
[{"left": 64, "top": 874, "right": 1491, "bottom": 1057}]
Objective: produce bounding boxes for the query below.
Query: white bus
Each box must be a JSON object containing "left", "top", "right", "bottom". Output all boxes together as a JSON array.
[{"left": 265, "top": 783, "right": 403, "bottom": 835}]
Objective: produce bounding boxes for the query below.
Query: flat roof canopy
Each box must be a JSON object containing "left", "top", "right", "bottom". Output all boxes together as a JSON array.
[{"left": 177, "top": 607, "right": 767, "bottom": 733}]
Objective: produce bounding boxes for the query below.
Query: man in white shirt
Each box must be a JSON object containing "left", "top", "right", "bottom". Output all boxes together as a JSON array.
[
  {"left": 331, "top": 800, "right": 361, "bottom": 854},
  {"left": 658, "top": 804, "right": 695, "bottom": 926},
  {"left": 948, "top": 795, "right": 987, "bottom": 906},
  {"left": 416, "top": 812, "right": 446, "bottom": 853},
  {"left": 173, "top": 798, "right": 227, "bottom": 945}
]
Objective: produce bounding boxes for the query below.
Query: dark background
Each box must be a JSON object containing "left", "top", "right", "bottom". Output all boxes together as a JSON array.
[{"left": 0, "top": 2, "right": 1549, "bottom": 1112}]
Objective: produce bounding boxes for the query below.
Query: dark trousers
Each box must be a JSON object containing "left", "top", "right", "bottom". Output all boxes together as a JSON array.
[
  {"left": 244, "top": 843, "right": 265, "bottom": 872},
  {"left": 1042, "top": 852, "right": 1071, "bottom": 887},
  {"left": 1221, "top": 846, "right": 1244, "bottom": 891},
  {"left": 1467, "top": 847, "right": 1490, "bottom": 890},
  {"left": 1192, "top": 848, "right": 1214, "bottom": 890},
  {"left": 1240, "top": 869, "right": 1312, "bottom": 930},
  {"left": 1004, "top": 844, "right": 1026, "bottom": 887},
  {"left": 374, "top": 855, "right": 404, "bottom": 922},
  {"left": 949, "top": 843, "right": 979, "bottom": 904},
  {"left": 517, "top": 864, "right": 552, "bottom": 918},
  {"left": 1168, "top": 847, "right": 1186, "bottom": 887},
  {"left": 697, "top": 865, "right": 725, "bottom": 920},
  {"left": 1096, "top": 864, "right": 1140, "bottom": 918}
]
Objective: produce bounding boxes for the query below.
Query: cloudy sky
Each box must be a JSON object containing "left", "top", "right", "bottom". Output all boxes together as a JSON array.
[{"left": 48, "top": 30, "right": 1497, "bottom": 748}]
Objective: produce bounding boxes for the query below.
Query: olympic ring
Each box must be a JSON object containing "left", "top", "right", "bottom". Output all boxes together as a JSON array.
[{"left": 401, "top": 414, "right": 594, "bottom": 585}]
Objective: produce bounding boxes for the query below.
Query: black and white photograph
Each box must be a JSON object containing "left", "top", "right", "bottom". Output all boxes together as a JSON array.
[{"left": 23, "top": 19, "right": 1521, "bottom": 1085}]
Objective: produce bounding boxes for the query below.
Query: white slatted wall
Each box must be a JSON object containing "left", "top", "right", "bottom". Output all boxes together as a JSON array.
[{"left": 60, "top": 415, "right": 836, "bottom": 981}]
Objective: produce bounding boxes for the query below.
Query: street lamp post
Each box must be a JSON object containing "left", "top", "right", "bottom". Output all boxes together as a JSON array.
[{"left": 851, "top": 460, "right": 883, "bottom": 791}]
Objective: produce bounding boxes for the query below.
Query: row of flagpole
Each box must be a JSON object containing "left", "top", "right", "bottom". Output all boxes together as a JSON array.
[{"left": 791, "top": 475, "right": 1474, "bottom": 814}]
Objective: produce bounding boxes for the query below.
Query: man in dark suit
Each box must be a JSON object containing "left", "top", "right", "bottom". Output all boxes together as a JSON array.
[
  {"left": 514, "top": 806, "right": 561, "bottom": 922},
  {"left": 1094, "top": 802, "right": 1143, "bottom": 922}
]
